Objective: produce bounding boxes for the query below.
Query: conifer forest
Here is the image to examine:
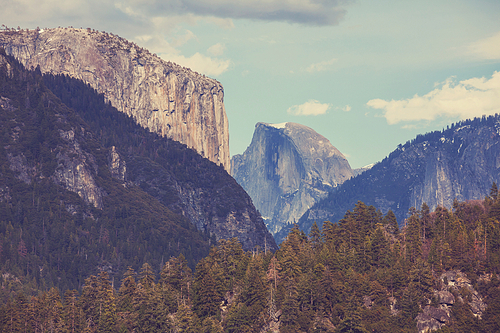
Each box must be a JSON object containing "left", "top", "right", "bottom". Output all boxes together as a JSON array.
[
  {"left": 3, "top": 195, "right": 500, "bottom": 332},
  {"left": 1, "top": 46, "right": 500, "bottom": 333}
]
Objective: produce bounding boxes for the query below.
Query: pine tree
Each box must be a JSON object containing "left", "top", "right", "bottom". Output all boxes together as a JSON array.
[
  {"left": 406, "top": 214, "right": 422, "bottom": 263},
  {"left": 383, "top": 210, "right": 399, "bottom": 235},
  {"left": 335, "top": 294, "right": 368, "bottom": 333},
  {"left": 62, "top": 289, "right": 83, "bottom": 333},
  {"left": 242, "top": 257, "right": 266, "bottom": 327},
  {"left": 371, "top": 226, "right": 389, "bottom": 268},
  {"left": 96, "top": 271, "right": 117, "bottom": 333},
  {"left": 420, "top": 202, "right": 431, "bottom": 240},
  {"left": 138, "top": 262, "right": 155, "bottom": 290},
  {"left": 160, "top": 254, "right": 192, "bottom": 302},
  {"left": 280, "top": 281, "right": 300, "bottom": 333},
  {"left": 175, "top": 303, "right": 199, "bottom": 333},
  {"left": 117, "top": 267, "right": 137, "bottom": 312},
  {"left": 309, "top": 221, "right": 323, "bottom": 252},
  {"left": 192, "top": 260, "right": 222, "bottom": 320}
]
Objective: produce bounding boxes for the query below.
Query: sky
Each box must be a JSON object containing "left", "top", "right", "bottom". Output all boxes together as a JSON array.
[{"left": 2, "top": 0, "right": 500, "bottom": 169}]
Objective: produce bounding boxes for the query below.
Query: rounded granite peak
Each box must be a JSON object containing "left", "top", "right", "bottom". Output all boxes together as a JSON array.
[
  {"left": 232, "top": 121, "right": 353, "bottom": 235},
  {"left": 256, "top": 121, "right": 348, "bottom": 160}
]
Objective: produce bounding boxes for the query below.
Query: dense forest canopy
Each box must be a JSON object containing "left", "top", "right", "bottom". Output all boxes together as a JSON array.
[
  {"left": 2, "top": 192, "right": 500, "bottom": 332},
  {"left": 2, "top": 47, "right": 500, "bottom": 332},
  {"left": 0, "top": 49, "right": 212, "bottom": 296}
]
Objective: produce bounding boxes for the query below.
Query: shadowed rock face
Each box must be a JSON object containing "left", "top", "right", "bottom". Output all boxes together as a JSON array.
[
  {"left": 231, "top": 122, "right": 353, "bottom": 237},
  {"left": 301, "top": 116, "right": 500, "bottom": 231},
  {"left": 0, "top": 27, "right": 230, "bottom": 171},
  {"left": 0, "top": 51, "right": 276, "bottom": 253}
]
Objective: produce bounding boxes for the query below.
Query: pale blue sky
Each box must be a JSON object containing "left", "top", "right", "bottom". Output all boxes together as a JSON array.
[{"left": 2, "top": 0, "right": 500, "bottom": 168}]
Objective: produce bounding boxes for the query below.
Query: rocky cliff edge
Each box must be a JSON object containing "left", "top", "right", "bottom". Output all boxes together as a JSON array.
[{"left": 0, "top": 27, "right": 230, "bottom": 171}]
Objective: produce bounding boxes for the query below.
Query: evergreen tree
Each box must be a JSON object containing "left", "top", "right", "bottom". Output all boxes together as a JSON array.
[
  {"left": 335, "top": 294, "right": 368, "bottom": 333},
  {"left": 406, "top": 214, "right": 422, "bottom": 263},
  {"left": 382, "top": 209, "right": 399, "bottom": 235},
  {"left": 309, "top": 221, "right": 323, "bottom": 252},
  {"left": 96, "top": 271, "right": 117, "bottom": 333},
  {"left": 192, "top": 259, "right": 222, "bottom": 320},
  {"left": 117, "top": 267, "right": 137, "bottom": 312},
  {"left": 62, "top": 289, "right": 84, "bottom": 333}
]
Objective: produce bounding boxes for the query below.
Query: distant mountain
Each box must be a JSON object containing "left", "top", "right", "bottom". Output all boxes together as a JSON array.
[
  {"left": 353, "top": 163, "right": 374, "bottom": 176},
  {"left": 299, "top": 115, "right": 500, "bottom": 233},
  {"left": 0, "top": 50, "right": 275, "bottom": 293},
  {"left": 0, "top": 27, "right": 230, "bottom": 171},
  {"left": 231, "top": 122, "right": 353, "bottom": 241}
]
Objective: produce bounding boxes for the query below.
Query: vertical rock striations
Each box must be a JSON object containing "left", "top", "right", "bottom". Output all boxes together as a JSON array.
[
  {"left": 302, "top": 116, "right": 500, "bottom": 231},
  {"left": 0, "top": 27, "right": 230, "bottom": 171},
  {"left": 231, "top": 122, "right": 353, "bottom": 238}
]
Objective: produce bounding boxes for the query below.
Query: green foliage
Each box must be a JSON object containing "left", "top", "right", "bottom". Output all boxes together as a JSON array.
[
  {"left": 0, "top": 49, "right": 211, "bottom": 301},
  {"left": 3, "top": 51, "right": 500, "bottom": 333}
]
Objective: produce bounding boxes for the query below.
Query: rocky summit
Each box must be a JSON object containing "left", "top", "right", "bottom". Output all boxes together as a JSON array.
[
  {"left": 0, "top": 27, "right": 230, "bottom": 171},
  {"left": 231, "top": 122, "right": 353, "bottom": 240}
]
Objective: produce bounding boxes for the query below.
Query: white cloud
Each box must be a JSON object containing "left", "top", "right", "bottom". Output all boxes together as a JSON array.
[
  {"left": 468, "top": 31, "right": 500, "bottom": 60},
  {"left": 366, "top": 71, "right": 500, "bottom": 125},
  {"left": 171, "top": 30, "right": 197, "bottom": 47},
  {"left": 334, "top": 105, "right": 351, "bottom": 112},
  {"left": 287, "top": 100, "right": 331, "bottom": 116},
  {"left": 133, "top": 33, "right": 232, "bottom": 77},
  {"left": 306, "top": 58, "right": 338, "bottom": 73},
  {"left": 166, "top": 53, "right": 232, "bottom": 77},
  {"left": 207, "top": 43, "right": 226, "bottom": 56}
]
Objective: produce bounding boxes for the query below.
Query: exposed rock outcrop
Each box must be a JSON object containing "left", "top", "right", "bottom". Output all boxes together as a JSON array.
[
  {"left": 53, "top": 129, "right": 104, "bottom": 209},
  {"left": 3, "top": 93, "right": 104, "bottom": 210},
  {"left": 415, "top": 270, "right": 486, "bottom": 333},
  {"left": 0, "top": 27, "right": 230, "bottom": 171},
  {"left": 231, "top": 122, "right": 353, "bottom": 238},
  {"left": 108, "top": 146, "right": 126, "bottom": 182}
]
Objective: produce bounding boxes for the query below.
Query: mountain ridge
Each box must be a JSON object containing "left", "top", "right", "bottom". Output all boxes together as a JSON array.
[
  {"left": 0, "top": 50, "right": 276, "bottom": 294},
  {"left": 298, "top": 115, "right": 500, "bottom": 234},
  {"left": 0, "top": 27, "right": 230, "bottom": 171}
]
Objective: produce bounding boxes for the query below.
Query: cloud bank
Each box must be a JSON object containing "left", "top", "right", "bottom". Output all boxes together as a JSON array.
[
  {"left": 120, "top": 0, "right": 351, "bottom": 26},
  {"left": 367, "top": 71, "right": 500, "bottom": 125},
  {"left": 468, "top": 31, "right": 500, "bottom": 60},
  {"left": 287, "top": 100, "right": 331, "bottom": 116}
]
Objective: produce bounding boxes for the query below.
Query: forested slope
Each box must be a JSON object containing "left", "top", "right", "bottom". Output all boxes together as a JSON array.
[
  {"left": 3, "top": 191, "right": 500, "bottom": 332},
  {"left": 0, "top": 50, "right": 210, "bottom": 297},
  {"left": 295, "top": 116, "right": 500, "bottom": 240}
]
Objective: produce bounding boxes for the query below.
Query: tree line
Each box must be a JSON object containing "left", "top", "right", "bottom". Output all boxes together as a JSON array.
[{"left": 3, "top": 187, "right": 500, "bottom": 332}]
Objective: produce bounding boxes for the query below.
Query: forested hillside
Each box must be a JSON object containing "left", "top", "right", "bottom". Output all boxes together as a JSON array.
[
  {"left": 42, "top": 69, "right": 276, "bottom": 253},
  {"left": 0, "top": 50, "right": 213, "bottom": 297},
  {"left": 295, "top": 115, "right": 500, "bottom": 241},
  {"left": 3, "top": 190, "right": 500, "bottom": 332}
]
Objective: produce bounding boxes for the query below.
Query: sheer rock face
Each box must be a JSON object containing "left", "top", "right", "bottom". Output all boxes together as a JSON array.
[
  {"left": 301, "top": 117, "right": 500, "bottom": 232},
  {"left": 0, "top": 28, "right": 230, "bottom": 171},
  {"left": 108, "top": 146, "right": 126, "bottom": 182},
  {"left": 231, "top": 122, "right": 353, "bottom": 236},
  {"left": 53, "top": 129, "right": 104, "bottom": 209}
]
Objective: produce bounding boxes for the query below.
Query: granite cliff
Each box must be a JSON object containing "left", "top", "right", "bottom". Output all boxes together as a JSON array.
[
  {"left": 0, "top": 51, "right": 276, "bottom": 294},
  {"left": 300, "top": 115, "right": 500, "bottom": 232},
  {"left": 231, "top": 122, "right": 353, "bottom": 239},
  {"left": 0, "top": 51, "right": 213, "bottom": 290},
  {"left": 0, "top": 27, "right": 230, "bottom": 171},
  {"left": 41, "top": 63, "right": 277, "bottom": 252}
]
